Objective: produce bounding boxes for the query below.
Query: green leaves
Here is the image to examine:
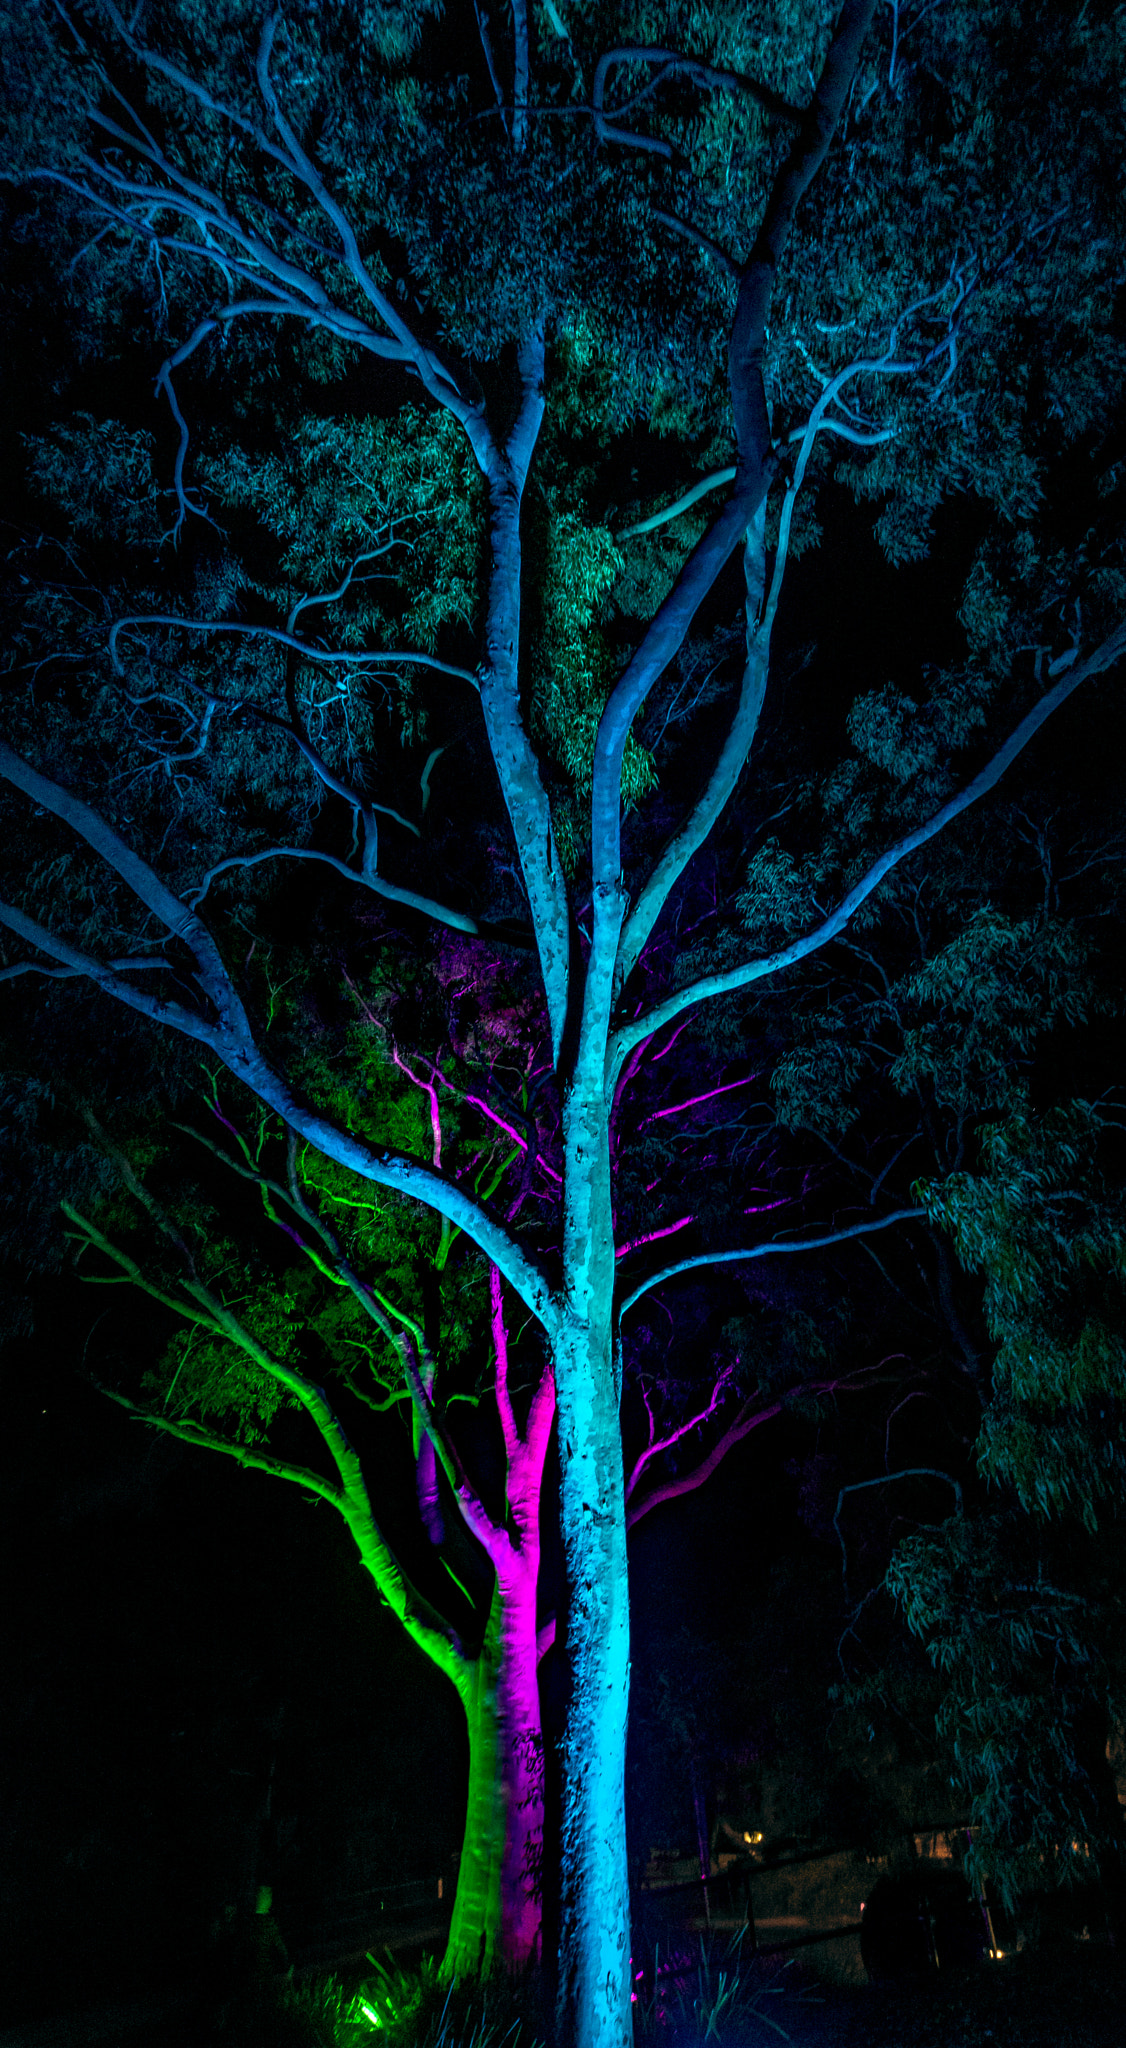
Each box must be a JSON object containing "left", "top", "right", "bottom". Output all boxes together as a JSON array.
[
  {"left": 889, "top": 912, "right": 1095, "bottom": 1114},
  {"left": 771, "top": 1038, "right": 863, "bottom": 1138},
  {"left": 143, "top": 1286, "right": 296, "bottom": 1443},
  {"left": 735, "top": 837, "right": 811, "bottom": 948},
  {"left": 532, "top": 505, "right": 655, "bottom": 809},
  {"left": 891, "top": 1099, "right": 1126, "bottom": 1907},
  {"left": 915, "top": 1099, "right": 1126, "bottom": 1521},
  {"left": 888, "top": 1508, "right": 1123, "bottom": 1912},
  {"left": 199, "top": 405, "right": 483, "bottom": 654},
  {"left": 23, "top": 416, "right": 163, "bottom": 551}
]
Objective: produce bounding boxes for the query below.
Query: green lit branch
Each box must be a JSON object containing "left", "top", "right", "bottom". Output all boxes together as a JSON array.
[
  {"left": 70, "top": 1186, "right": 471, "bottom": 1677},
  {"left": 101, "top": 1386, "right": 347, "bottom": 1510}
]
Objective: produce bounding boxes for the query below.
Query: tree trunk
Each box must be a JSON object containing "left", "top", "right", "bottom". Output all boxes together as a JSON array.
[
  {"left": 495, "top": 1550, "right": 546, "bottom": 1969},
  {"left": 554, "top": 1060, "right": 633, "bottom": 2048},
  {"left": 443, "top": 1572, "right": 545, "bottom": 1974},
  {"left": 445, "top": 1615, "right": 504, "bottom": 1976},
  {"left": 553, "top": 1313, "right": 632, "bottom": 2048}
]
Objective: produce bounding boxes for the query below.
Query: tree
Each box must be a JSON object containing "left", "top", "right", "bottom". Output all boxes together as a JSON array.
[
  {"left": 2, "top": 2, "right": 1124, "bottom": 2041},
  {"left": 56, "top": 1044, "right": 857, "bottom": 1977},
  {"left": 889, "top": 1098, "right": 1126, "bottom": 1930}
]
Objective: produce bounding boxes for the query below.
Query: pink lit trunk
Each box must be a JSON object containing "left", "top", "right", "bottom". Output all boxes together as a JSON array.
[{"left": 444, "top": 1562, "right": 544, "bottom": 1974}]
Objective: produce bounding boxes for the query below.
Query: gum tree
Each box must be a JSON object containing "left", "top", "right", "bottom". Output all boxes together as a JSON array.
[
  {"left": 58, "top": 1042, "right": 876, "bottom": 1974},
  {"left": 889, "top": 1100, "right": 1126, "bottom": 1932},
  {"left": 1, "top": 2, "right": 1124, "bottom": 2041}
]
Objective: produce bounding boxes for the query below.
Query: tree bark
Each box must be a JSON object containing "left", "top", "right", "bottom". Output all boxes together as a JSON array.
[
  {"left": 552, "top": 1310, "right": 632, "bottom": 2048},
  {"left": 444, "top": 1569, "right": 545, "bottom": 1974},
  {"left": 553, "top": 1059, "right": 632, "bottom": 2048}
]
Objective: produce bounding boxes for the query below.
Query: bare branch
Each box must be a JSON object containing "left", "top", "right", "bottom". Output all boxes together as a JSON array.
[
  {"left": 650, "top": 209, "right": 739, "bottom": 277},
  {"left": 616, "top": 468, "right": 737, "bottom": 540},
  {"left": 617, "top": 1208, "right": 926, "bottom": 1324},
  {"left": 474, "top": 2, "right": 510, "bottom": 135},
  {"left": 612, "top": 617, "right": 1126, "bottom": 1074},
  {"left": 613, "top": 322, "right": 907, "bottom": 1003},
  {"left": 834, "top": 1467, "right": 962, "bottom": 1599},
  {"left": 253, "top": 11, "right": 491, "bottom": 450},
  {"left": 0, "top": 750, "right": 558, "bottom": 1326},
  {"left": 101, "top": 1386, "right": 347, "bottom": 1508},
  {"left": 402, "top": 1337, "right": 509, "bottom": 1565},
  {"left": 512, "top": 0, "right": 530, "bottom": 153},
  {"left": 477, "top": 323, "right": 571, "bottom": 1061},
  {"left": 624, "top": 1367, "right": 734, "bottom": 1506},
  {"left": 108, "top": 614, "right": 479, "bottom": 689},
  {"left": 589, "top": 0, "right": 879, "bottom": 963},
  {"left": 592, "top": 47, "right": 802, "bottom": 161},
  {"left": 188, "top": 845, "right": 480, "bottom": 936},
  {"left": 0, "top": 952, "right": 167, "bottom": 986}
]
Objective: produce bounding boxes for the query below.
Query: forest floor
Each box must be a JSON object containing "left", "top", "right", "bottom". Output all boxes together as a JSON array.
[
  {"left": 1, "top": 1944, "right": 1123, "bottom": 2046},
  {"left": 764, "top": 1944, "right": 1126, "bottom": 2047}
]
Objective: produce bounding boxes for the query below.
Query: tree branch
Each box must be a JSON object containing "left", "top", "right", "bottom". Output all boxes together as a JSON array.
[
  {"left": 650, "top": 209, "right": 739, "bottom": 277},
  {"left": 72, "top": 1176, "right": 472, "bottom": 1677},
  {"left": 591, "top": 47, "right": 802, "bottom": 161},
  {"left": 187, "top": 845, "right": 480, "bottom": 937},
  {"left": 616, "top": 468, "right": 738, "bottom": 540},
  {"left": 477, "top": 323, "right": 571, "bottom": 1061},
  {"left": 0, "top": 896, "right": 227, "bottom": 1045},
  {"left": 0, "top": 738, "right": 250, "bottom": 1034},
  {"left": 613, "top": 618, "right": 1126, "bottom": 1076},
  {"left": 402, "top": 1336, "right": 510, "bottom": 1567},
  {"left": 614, "top": 330, "right": 904, "bottom": 1006},
  {"left": 624, "top": 1367, "right": 733, "bottom": 1506},
  {"left": 0, "top": 750, "right": 558, "bottom": 1327},
  {"left": 512, "top": 0, "right": 530, "bottom": 154},
  {"left": 835, "top": 1467, "right": 962, "bottom": 1600},
  {"left": 101, "top": 1386, "right": 346, "bottom": 1506},
  {"left": 588, "top": 0, "right": 878, "bottom": 940},
  {"left": 616, "top": 1207, "right": 926, "bottom": 1324},
  {"left": 108, "top": 614, "right": 479, "bottom": 689},
  {"left": 253, "top": 11, "right": 491, "bottom": 453}
]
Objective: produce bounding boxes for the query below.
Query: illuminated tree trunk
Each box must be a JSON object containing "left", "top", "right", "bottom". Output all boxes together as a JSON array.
[
  {"left": 444, "top": 1558, "right": 545, "bottom": 1974},
  {"left": 446, "top": 1609, "right": 505, "bottom": 1975},
  {"left": 553, "top": 1059, "right": 633, "bottom": 2048},
  {"left": 494, "top": 1548, "right": 546, "bottom": 1969}
]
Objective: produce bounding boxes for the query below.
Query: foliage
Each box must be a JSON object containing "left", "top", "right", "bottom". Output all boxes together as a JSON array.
[
  {"left": 284, "top": 1953, "right": 547, "bottom": 2048},
  {"left": 915, "top": 1099, "right": 1126, "bottom": 1524},
  {"left": 631, "top": 1938, "right": 805, "bottom": 2044},
  {"left": 888, "top": 1099, "right": 1126, "bottom": 1910}
]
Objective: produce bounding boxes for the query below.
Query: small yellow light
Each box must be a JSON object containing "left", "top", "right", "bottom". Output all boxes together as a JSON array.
[{"left": 743, "top": 1830, "right": 763, "bottom": 1844}]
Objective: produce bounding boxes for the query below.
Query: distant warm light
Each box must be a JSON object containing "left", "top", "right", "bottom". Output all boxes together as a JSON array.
[{"left": 743, "top": 1830, "right": 763, "bottom": 1844}]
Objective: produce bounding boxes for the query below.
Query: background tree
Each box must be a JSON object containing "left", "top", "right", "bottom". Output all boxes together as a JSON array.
[
  {"left": 2, "top": 2, "right": 1125, "bottom": 2042},
  {"left": 889, "top": 1097, "right": 1126, "bottom": 1935}
]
